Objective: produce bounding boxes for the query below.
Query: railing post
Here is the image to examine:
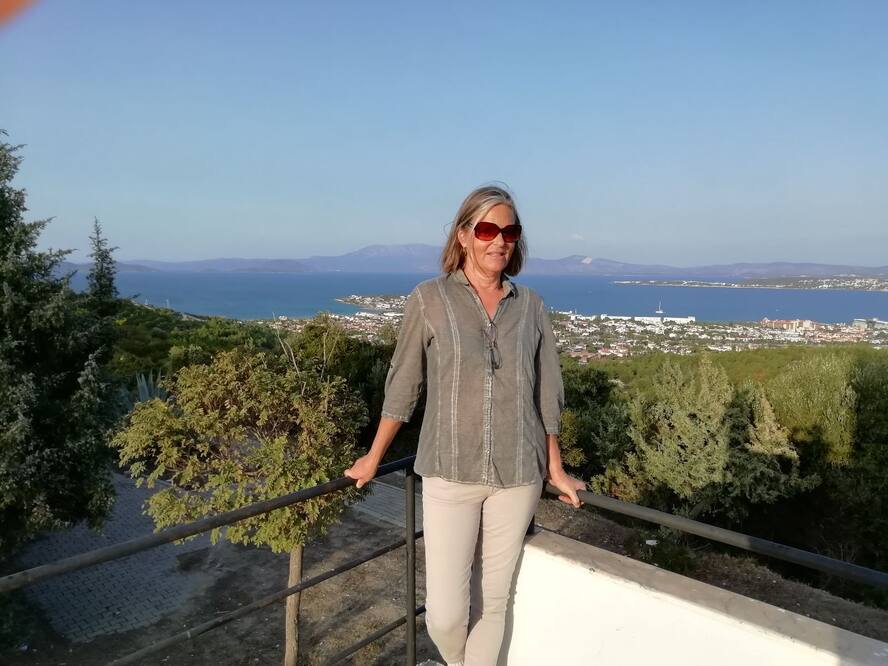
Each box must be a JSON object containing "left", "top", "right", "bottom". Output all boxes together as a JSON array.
[{"left": 405, "top": 464, "right": 417, "bottom": 665}]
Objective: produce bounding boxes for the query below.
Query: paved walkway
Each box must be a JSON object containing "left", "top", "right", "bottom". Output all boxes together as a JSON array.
[
  {"left": 15, "top": 472, "right": 422, "bottom": 646},
  {"left": 352, "top": 478, "right": 423, "bottom": 529},
  {"left": 17, "top": 474, "right": 211, "bottom": 643}
]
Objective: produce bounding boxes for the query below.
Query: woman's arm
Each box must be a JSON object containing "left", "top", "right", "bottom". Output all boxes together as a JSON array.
[
  {"left": 545, "top": 434, "right": 585, "bottom": 508},
  {"left": 345, "top": 416, "right": 403, "bottom": 488},
  {"left": 534, "top": 300, "right": 585, "bottom": 507},
  {"left": 346, "top": 287, "right": 428, "bottom": 488},
  {"left": 534, "top": 301, "right": 565, "bottom": 436}
]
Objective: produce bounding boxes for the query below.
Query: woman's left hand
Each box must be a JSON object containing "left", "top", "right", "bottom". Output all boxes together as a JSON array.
[{"left": 546, "top": 468, "right": 586, "bottom": 509}]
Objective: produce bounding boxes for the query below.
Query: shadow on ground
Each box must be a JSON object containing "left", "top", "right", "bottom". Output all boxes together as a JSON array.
[{"left": 4, "top": 507, "right": 437, "bottom": 665}]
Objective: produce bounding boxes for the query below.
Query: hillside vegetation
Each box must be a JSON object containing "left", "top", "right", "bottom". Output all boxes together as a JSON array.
[{"left": 564, "top": 347, "right": 888, "bottom": 606}]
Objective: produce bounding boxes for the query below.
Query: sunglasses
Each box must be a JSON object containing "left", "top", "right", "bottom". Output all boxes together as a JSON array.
[{"left": 472, "top": 221, "right": 522, "bottom": 243}]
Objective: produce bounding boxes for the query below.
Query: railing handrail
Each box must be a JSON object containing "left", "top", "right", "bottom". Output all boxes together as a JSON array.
[
  {"left": 544, "top": 484, "right": 888, "bottom": 589},
  {"left": 0, "top": 456, "right": 416, "bottom": 594},
  {"left": 1, "top": 455, "right": 421, "bottom": 666},
  {"left": 5, "top": 463, "right": 886, "bottom": 593},
  {"left": 3, "top": 456, "right": 885, "bottom": 665}
]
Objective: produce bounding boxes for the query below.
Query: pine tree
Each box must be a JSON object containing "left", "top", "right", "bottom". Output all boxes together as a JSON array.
[
  {"left": 634, "top": 357, "right": 733, "bottom": 507},
  {"left": 594, "top": 356, "right": 816, "bottom": 523},
  {"left": 113, "top": 348, "right": 368, "bottom": 665},
  {"left": 709, "top": 383, "right": 818, "bottom": 521},
  {"left": 0, "top": 133, "right": 115, "bottom": 558},
  {"left": 87, "top": 217, "right": 118, "bottom": 318}
]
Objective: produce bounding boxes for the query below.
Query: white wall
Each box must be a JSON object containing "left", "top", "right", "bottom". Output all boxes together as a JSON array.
[{"left": 499, "top": 531, "right": 888, "bottom": 666}]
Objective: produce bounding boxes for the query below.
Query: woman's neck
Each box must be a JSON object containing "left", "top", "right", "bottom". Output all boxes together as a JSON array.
[{"left": 462, "top": 261, "right": 503, "bottom": 292}]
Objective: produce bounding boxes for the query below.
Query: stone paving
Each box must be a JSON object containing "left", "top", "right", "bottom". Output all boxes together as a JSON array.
[
  {"left": 14, "top": 472, "right": 420, "bottom": 646},
  {"left": 352, "top": 478, "right": 423, "bottom": 529},
  {"left": 16, "top": 473, "right": 211, "bottom": 643}
]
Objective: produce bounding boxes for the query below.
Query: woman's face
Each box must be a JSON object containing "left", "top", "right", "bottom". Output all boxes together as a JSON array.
[{"left": 459, "top": 203, "right": 516, "bottom": 278}]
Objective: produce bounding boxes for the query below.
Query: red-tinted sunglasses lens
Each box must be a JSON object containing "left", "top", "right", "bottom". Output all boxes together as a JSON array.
[{"left": 473, "top": 222, "right": 522, "bottom": 243}]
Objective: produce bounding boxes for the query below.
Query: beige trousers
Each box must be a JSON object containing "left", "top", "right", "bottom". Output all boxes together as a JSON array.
[{"left": 421, "top": 476, "right": 542, "bottom": 666}]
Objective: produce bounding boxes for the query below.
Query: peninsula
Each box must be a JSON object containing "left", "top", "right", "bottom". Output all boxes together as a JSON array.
[{"left": 614, "top": 277, "right": 888, "bottom": 292}]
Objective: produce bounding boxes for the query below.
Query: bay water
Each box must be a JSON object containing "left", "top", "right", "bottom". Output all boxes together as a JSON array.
[{"left": 68, "top": 272, "right": 888, "bottom": 323}]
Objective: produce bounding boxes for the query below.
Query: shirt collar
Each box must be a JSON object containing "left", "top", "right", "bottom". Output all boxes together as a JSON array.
[{"left": 452, "top": 268, "right": 516, "bottom": 298}]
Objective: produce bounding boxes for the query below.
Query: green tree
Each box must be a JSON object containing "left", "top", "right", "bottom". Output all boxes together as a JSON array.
[
  {"left": 0, "top": 133, "right": 115, "bottom": 558},
  {"left": 87, "top": 217, "right": 118, "bottom": 318},
  {"left": 848, "top": 357, "right": 888, "bottom": 570},
  {"left": 283, "top": 314, "right": 394, "bottom": 449},
  {"left": 594, "top": 357, "right": 815, "bottom": 523},
  {"left": 702, "top": 382, "right": 818, "bottom": 521},
  {"left": 767, "top": 353, "right": 857, "bottom": 466},
  {"left": 800, "top": 356, "right": 888, "bottom": 576},
  {"left": 558, "top": 358, "right": 632, "bottom": 480},
  {"left": 634, "top": 358, "right": 733, "bottom": 509},
  {"left": 168, "top": 317, "right": 276, "bottom": 372},
  {"left": 113, "top": 348, "right": 368, "bottom": 665},
  {"left": 106, "top": 300, "right": 200, "bottom": 380}
]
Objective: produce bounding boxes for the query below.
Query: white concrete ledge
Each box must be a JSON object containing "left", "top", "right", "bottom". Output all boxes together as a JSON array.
[{"left": 499, "top": 530, "right": 888, "bottom": 666}]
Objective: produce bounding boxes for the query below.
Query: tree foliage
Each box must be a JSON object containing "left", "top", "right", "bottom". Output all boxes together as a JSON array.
[
  {"left": 0, "top": 134, "right": 116, "bottom": 558},
  {"left": 112, "top": 347, "right": 368, "bottom": 549},
  {"left": 167, "top": 317, "right": 276, "bottom": 373},
  {"left": 113, "top": 346, "right": 368, "bottom": 664},
  {"left": 87, "top": 217, "right": 118, "bottom": 318},
  {"left": 558, "top": 358, "right": 632, "bottom": 479},
  {"left": 844, "top": 357, "right": 888, "bottom": 571},
  {"left": 767, "top": 353, "right": 856, "bottom": 466},
  {"left": 107, "top": 303, "right": 276, "bottom": 392},
  {"left": 282, "top": 314, "right": 394, "bottom": 449},
  {"left": 593, "top": 357, "right": 816, "bottom": 523}
]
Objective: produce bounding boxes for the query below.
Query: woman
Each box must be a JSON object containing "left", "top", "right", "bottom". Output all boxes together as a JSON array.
[{"left": 345, "top": 185, "right": 585, "bottom": 666}]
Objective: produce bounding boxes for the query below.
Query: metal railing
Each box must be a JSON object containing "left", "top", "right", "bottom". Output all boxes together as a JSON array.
[
  {"left": 3, "top": 458, "right": 887, "bottom": 665},
  {"left": 0, "top": 456, "right": 422, "bottom": 666},
  {"left": 543, "top": 483, "right": 888, "bottom": 589}
]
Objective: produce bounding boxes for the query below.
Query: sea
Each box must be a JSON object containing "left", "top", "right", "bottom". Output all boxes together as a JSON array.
[{"left": 70, "top": 272, "right": 888, "bottom": 324}]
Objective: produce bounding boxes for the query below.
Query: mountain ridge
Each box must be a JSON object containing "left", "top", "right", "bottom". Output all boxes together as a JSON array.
[{"left": 63, "top": 244, "right": 888, "bottom": 279}]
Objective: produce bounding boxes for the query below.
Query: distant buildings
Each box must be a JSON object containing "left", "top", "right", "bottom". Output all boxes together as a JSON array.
[
  {"left": 598, "top": 313, "right": 697, "bottom": 325},
  {"left": 760, "top": 318, "right": 817, "bottom": 332},
  {"left": 264, "top": 303, "right": 888, "bottom": 357},
  {"left": 851, "top": 318, "right": 888, "bottom": 331}
]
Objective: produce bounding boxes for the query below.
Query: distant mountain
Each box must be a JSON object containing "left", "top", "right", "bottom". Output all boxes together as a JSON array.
[
  {"left": 129, "top": 258, "right": 311, "bottom": 273},
  {"left": 688, "top": 262, "right": 888, "bottom": 279},
  {"left": 524, "top": 256, "right": 888, "bottom": 278},
  {"left": 59, "top": 261, "right": 157, "bottom": 274},
  {"left": 525, "top": 256, "right": 680, "bottom": 275},
  {"left": 117, "top": 246, "right": 438, "bottom": 274},
  {"left": 299, "top": 244, "right": 441, "bottom": 273},
  {"left": 94, "top": 245, "right": 887, "bottom": 278}
]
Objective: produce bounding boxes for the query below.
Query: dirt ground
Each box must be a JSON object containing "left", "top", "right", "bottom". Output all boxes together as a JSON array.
[
  {"left": 4, "top": 508, "right": 437, "bottom": 666},
  {"left": 5, "top": 495, "right": 887, "bottom": 666}
]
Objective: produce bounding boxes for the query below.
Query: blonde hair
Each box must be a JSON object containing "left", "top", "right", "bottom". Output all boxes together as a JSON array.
[{"left": 440, "top": 184, "right": 526, "bottom": 276}]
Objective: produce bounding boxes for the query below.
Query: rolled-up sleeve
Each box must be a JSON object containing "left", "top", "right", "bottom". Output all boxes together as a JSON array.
[
  {"left": 534, "top": 300, "right": 564, "bottom": 435},
  {"left": 381, "top": 288, "right": 429, "bottom": 422}
]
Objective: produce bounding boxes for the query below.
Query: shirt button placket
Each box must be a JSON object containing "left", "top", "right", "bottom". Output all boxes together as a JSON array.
[{"left": 482, "top": 330, "right": 493, "bottom": 485}]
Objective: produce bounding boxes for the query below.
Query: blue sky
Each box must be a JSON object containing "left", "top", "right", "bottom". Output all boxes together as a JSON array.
[{"left": 3, "top": 1, "right": 887, "bottom": 265}]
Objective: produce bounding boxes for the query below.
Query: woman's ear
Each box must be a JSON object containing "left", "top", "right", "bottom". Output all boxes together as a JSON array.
[{"left": 457, "top": 225, "right": 469, "bottom": 249}]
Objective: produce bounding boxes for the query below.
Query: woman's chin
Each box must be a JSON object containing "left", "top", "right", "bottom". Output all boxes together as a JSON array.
[{"left": 481, "top": 255, "right": 509, "bottom": 273}]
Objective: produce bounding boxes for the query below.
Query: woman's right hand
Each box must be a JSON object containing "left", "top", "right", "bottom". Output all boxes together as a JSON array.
[{"left": 344, "top": 453, "right": 380, "bottom": 489}]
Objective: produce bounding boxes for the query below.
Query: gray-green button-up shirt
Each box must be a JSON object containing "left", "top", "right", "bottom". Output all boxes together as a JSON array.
[{"left": 381, "top": 269, "right": 564, "bottom": 488}]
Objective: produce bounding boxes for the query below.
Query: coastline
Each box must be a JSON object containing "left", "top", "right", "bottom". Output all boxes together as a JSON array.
[{"left": 613, "top": 280, "right": 888, "bottom": 293}]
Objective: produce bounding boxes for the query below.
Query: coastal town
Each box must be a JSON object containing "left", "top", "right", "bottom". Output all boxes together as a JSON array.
[
  {"left": 616, "top": 277, "right": 888, "bottom": 291},
  {"left": 263, "top": 294, "right": 888, "bottom": 361}
]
